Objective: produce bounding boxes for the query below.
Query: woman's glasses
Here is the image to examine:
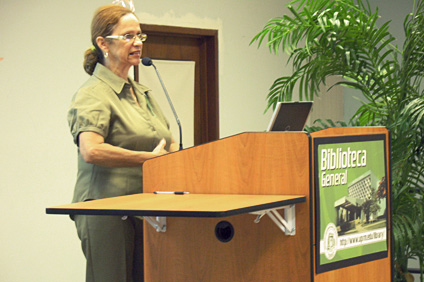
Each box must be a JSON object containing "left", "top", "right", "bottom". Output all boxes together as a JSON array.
[{"left": 106, "top": 33, "right": 147, "bottom": 42}]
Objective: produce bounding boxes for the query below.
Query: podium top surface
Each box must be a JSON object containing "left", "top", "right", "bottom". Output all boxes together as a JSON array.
[{"left": 46, "top": 193, "right": 306, "bottom": 218}]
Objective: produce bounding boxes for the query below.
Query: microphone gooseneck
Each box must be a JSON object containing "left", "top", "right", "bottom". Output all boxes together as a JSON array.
[{"left": 141, "top": 57, "right": 183, "bottom": 151}]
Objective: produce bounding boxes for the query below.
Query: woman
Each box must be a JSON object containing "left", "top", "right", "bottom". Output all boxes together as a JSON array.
[{"left": 67, "top": 5, "right": 178, "bottom": 282}]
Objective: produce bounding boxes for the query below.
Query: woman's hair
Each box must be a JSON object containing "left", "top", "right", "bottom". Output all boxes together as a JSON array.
[{"left": 83, "top": 4, "right": 135, "bottom": 75}]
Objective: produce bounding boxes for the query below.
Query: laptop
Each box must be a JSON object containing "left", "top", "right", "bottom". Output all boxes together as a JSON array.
[{"left": 266, "top": 101, "right": 313, "bottom": 132}]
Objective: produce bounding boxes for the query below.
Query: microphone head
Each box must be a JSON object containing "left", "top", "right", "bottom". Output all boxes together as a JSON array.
[{"left": 141, "top": 57, "right": 153, "bottom": 66}]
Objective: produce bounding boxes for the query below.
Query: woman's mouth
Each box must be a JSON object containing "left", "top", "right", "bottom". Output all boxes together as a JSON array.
[{"left": 130, "top": 51, "right": 141, "bottom": 57}]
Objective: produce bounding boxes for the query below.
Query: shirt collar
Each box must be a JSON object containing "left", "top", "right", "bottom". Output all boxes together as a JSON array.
[
  {"left": 92, "top": 63, "right": 151, "bottom": 95},
  {"left": 128, "top": 76, "right": 151, "bottom": 95}
]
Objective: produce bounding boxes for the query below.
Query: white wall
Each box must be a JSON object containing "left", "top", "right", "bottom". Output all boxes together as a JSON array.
[{"left": 0, "top": 1, "right": 288, "bottom": 281}]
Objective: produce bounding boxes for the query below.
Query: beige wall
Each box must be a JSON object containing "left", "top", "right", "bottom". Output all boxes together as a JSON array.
[{"left": 0, "top": 1, "right": 288, "bottom": 281}]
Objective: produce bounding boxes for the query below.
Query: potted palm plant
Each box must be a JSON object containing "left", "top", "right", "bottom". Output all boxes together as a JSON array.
[{"left": 251, "top": 0, "right": 424, "bottom": 281}]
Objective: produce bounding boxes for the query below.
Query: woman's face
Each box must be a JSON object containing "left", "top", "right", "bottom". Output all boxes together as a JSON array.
[{"left": 106, "top": 13, "right": 143, "bottom": 72}]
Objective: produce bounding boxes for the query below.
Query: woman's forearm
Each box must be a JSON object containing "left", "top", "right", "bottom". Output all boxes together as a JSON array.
[{"left": 79, "top": 131, "right": 167, "bottom": 168}]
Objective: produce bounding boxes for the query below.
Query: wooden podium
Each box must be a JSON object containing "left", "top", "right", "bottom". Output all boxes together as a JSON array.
[{"left": 47, "top": 127, "right": 392, "bottom": 282}]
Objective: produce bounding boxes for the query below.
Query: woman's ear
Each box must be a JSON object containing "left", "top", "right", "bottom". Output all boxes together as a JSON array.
[{"left": 96, "top": 36, "right": 109, "bottom": 55}]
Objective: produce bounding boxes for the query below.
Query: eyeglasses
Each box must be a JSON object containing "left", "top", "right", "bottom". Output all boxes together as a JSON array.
[{"left": 105, "top": 33, "right": 147, "bottom": 42}]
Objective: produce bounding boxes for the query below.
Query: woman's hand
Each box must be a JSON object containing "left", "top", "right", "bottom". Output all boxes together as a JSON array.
[{"left": 152, "top": 138, "right": 168, "bottom": 157}]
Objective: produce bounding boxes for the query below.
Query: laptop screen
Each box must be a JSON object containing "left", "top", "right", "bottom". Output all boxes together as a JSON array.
[{"left": 266, "top": 101, "right": 313, "bottom": 132}]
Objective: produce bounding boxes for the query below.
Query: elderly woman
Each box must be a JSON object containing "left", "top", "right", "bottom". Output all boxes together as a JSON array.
[{"left": 68, "top": 4, "right": 178, "bottom": 282}]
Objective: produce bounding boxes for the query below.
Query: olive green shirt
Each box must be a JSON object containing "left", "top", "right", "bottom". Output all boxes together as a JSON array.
[{"left": 68, "top": 63, "right": 172, "bottom": 202}]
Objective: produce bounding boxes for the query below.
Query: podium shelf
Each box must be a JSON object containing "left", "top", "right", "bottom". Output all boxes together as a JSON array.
[
  {"left": 46, "top": 193, "right": 305, "bottom": 217},
  {"left": 46, "top": 193, "right": 306, "bottom": 234}
]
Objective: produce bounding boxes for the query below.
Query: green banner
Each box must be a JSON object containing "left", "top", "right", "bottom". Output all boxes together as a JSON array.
[{"left": 314, "top": 134, "right": 389, "bottom": 273}]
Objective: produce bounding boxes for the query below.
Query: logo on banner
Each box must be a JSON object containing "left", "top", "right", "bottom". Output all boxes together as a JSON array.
[{"left": 323, "top": 223, "right": 338, "bottom": 260}]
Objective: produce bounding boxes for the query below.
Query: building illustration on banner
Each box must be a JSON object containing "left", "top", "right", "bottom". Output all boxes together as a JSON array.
[{"left": 334, "top": 171, "right": 387, "bottom": 235}]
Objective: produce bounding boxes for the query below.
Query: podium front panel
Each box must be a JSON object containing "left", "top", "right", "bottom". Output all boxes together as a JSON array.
[{"left": 143, "top": 132, "right": 312, "bottom": 282}]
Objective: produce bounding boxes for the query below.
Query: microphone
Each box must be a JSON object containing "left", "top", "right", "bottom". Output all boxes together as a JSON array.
[{"left": 141, "top": 57, "right": 183, "bottom": 150}]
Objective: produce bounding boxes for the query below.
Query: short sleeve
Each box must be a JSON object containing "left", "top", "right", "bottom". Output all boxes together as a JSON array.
[{"left": 67, "top": 88, "right": 111, "bottom": 146}]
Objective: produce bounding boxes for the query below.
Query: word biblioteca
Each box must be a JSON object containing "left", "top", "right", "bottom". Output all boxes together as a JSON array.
[{"left": 320, "top": 147, "right": 367, "bottom": 188}]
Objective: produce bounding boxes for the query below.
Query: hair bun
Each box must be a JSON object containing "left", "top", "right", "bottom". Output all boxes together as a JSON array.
[{"left": 83, "top": 47, "right": 99, "bottom": 75}]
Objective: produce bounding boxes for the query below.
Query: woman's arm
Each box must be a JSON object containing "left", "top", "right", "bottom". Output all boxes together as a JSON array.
[{"left": 79, "top": 131, "right": 168, "bottom": 168}]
